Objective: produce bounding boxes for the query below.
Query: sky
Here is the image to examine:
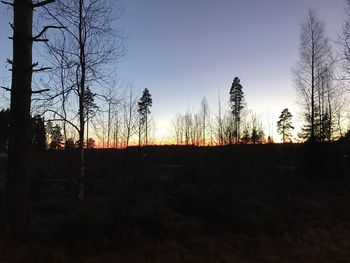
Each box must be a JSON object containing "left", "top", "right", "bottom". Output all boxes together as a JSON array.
[{"left": 0, "top": 0, "right": 347, "bottom": 142}]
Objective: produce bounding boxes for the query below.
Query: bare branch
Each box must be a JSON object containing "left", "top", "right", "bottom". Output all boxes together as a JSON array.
[
  {"left": 33, "top": 25, "right": 64, "bottom": 40},
  {"left": 32, "top": 0, "right": 55, "bottom": 8},
  {"left": 32, "top": 66, "right": 52, "bottom": 72},
  {"left": 32, "top": 88, "right": 50, "bottom": 94},
  {"left": 42, "top": 109, "right": 80, "bottom": 132},
  {"left": 33, "top": 38, "right": 49, "bottom": 42},
  {"left": 0, "top": 86, "right": 11, "bottom": 92},
  {"left": 1, "top": 1, "right": 13, "bottom": 7}
]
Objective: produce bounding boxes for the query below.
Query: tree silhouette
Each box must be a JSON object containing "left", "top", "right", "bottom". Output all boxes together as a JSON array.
[
  {"left": 64, "top": 137, "right": 76, "bottom": 150},
  {"left": 87, "top": 137, "right": 95, "bottom": 149},
  {"left": 277, "top": 108, "right": 294, "bottom": 143},
  {"left": 294, "top": 10, "right": 332, "bottom": 143},
  {"left": 229, "top": 77, "right": 244, "bottom": 144},
  {"left": 43, "top": 0, "right": 124, "bottom": 203},
  {"left": 138, "top": 88, "right": 152, "bottom": 146},
  {"left": 3, "top": 0, "right": 56, "bottom": 230},
  {"left": 0, "top": 109, "right": 10, "bottom": 152},
  {"left": 49, "top": 124, "right": 63, "bottom": 150},
  {"left": 31, "top": 115, "right": 47, "bottom": 152}
]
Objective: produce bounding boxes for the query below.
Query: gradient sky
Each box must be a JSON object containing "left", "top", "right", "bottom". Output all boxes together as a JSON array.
[{"left": 0, "top": 0, "right": 346, "bottom": 142}]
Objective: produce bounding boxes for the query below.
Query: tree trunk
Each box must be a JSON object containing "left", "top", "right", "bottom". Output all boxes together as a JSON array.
[
  {"left": 6, "top": 0, "right": 33, "bottom": 230},
  {"left": 77, "top": 0, "right": 85, "bottom": 203}
]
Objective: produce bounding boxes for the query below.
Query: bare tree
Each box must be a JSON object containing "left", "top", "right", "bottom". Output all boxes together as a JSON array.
[
  {"left": 172, "top": 113, "right": 185, "bottom": 145},
  {"left": 122, "top": 84, "right": 138, "bottom": 147},
  {"left": 43, "top": 0, "right": 124, "bottom": 202},
  {"left": 294, "top": 9, "right": 333, "bottom": 143},
  {"left": 200, "top": 97, "right": 209, "bottom": 146},
  {"left": 214, "top": 93, "right": 225, "bottom": 146}
]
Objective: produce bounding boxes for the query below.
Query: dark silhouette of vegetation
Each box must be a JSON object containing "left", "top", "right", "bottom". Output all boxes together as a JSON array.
[
  {"left": 0, "top": 109, "right": 10, "bottom": 152},
  {"left": 294, "top": 10, "right": 333, "bottom": 143},
  {"left": 229, "top": 77, "right": 244, "bottom": 144},
  {"left": 277, "top": 108, "right": 294, "bottom": 143},
  {"left": 49, "top": 124, "right": 63, "bottom": 150},
  {"left": 31, "top": 115, "right": 47, "bottom": 152},
  {"left": 138, "top": 88, "right": 153, "bottom": 146},
  {"left": 3, "top": 0, "right": 57, "bottom": 232}
]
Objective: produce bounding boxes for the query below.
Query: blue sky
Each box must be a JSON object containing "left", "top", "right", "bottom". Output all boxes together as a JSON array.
[{"left": 0, "top": 0, "right": 346, "bottom": 142}]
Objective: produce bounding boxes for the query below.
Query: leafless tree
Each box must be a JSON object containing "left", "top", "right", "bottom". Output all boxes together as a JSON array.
[
  {"left": 294, "top": 9, "right": 333, "bottom": 143},
  {"left": 42, "top": 0, "right": 124, "bottom": 202},
  {"left": 200, "top": 97, "right": 209, "bottom": 146},
  {"left": 214, "top": 94, "right": 225, "bottom": 146},
  {"left": 122, "top": 84, "right": 139, "bottom": 147},
  {"left": 172, "top": 113, "right": 185, "bottom": 145}
]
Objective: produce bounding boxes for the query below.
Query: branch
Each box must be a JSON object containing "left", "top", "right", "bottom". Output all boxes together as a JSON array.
[
  {"left": 0, "top": 86, "right": 11, "bottom": 92},
  {"left": 1, "top": 1, "right": 13, "bottom": 7},
  {"left": 32, "top": 66, "right": 52, "bottom": 72},
  {"left": 32, "top": 88, "right": 50, "bottom": 94},
  {"left": 32, "top": 0, "right": 55, "bottom": 8},
  {"left": 31, "top": 63, "right": 52, "bottom": 72},
  {"left": 42, "top": 109, "right": 80, "bottom": 133},
  {"left": 33, "top": 25, "right": 64, "bottom": 41},
  {"left": 33, "top": 38, "right": 49, "bottom": 42}
]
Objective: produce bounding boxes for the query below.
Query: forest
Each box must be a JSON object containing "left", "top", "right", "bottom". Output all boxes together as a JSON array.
[{"left": 0, "top": 0, "right": 350, "bottom": 262}]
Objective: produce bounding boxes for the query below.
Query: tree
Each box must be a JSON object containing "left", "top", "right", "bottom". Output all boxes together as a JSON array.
[
  {"left": 49, "top": 124, "right": 63, "bottom": 149},
  {"left": 3, "top": 0, "right": 56, "bottom": 231},
  {"left": 120, "top": 83, "right": 138, "bottom": 147},
  {"left": 84, "top": 86, "right": 98, "bottom": 148},
  {"left": 31, "top": 115, "right": 47, "bottom": 152},
  {"left": 138, "top": 88, "right": 152, "bottom": 146},
  {"left": 200, "top": 97, "right": 209, "bottom": 146},
  {"left": 229, "top": 77, "right": 244, "bottom": 144},
  {"left": 43, "top": 0, "right": 124, "bottom": 202},
  {"left": 86, "top": 137, "right": 95, "bottom": 149},
  {"left": 0, "top": 109, "right": 10, "bottom": 152},
  {"left": 277, "top": 108, "right": 294, "bottom": 143},
  {"left": 294, "top": 9, "right": 333, "bottom": 143},
  {"left": 65, "top": 137, "right": 76, "bottom": 150}
]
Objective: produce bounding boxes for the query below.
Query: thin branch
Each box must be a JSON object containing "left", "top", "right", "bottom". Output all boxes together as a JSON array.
[
  {"left": 42, "top": 109, "right": 80, "bottom": 132},
  {"left": 32, "top": 88, "right": 50, "bottom": 94},
  {"left": 0, "top": 86, "right": 11, "bottom": 92},
  {"left": 33, "top": 38, "right": 49, "bottom": 42},
  {"left": 32, "top": 66, "right": 52, "bottom": 72},
  {"left": 1, "top": 1, "right": 13, "bottom": 7},
  {"left": 32, "top": 0, "right": 55, "bottom": 8},
  {"left": 33, "top": 25, "right": 64, "bottom": 40}
]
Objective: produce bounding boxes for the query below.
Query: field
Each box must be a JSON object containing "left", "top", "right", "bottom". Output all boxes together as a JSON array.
[{"left": 0, "top": 143, "right": 350, "bottom": 262}]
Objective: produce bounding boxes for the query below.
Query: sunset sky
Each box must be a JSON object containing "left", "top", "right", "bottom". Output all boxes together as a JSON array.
[{"left": 0, "top": 0, "right": 346, "bottom": 142}]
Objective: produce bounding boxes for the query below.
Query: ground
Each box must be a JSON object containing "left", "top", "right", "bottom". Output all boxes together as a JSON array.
[{"left": 0, "top": 143, "right": 350, "bottom": 262}]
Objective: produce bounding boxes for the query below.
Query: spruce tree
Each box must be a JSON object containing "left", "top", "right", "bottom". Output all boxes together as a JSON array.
[{"left": 229, "top": 77, "right": 244, "bottom": 143}]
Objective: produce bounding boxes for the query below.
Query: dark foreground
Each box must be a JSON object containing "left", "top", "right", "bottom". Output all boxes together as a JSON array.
[{"left": 0, "top": 143, "right": 350, "bottom": 262}]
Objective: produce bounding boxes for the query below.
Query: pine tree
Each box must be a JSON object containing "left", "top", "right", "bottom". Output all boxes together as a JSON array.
[
  {"left": 277, "top": 108, "right": 294, "bottom": 143},
  {"left": 49, "top": 124, "right": 63, "bottom": 150},
  {"left": 229, "top": 77, "right": 244, "bottom": 144},
  {"left": 138, "top": 88, "right": 152, "bottom": 146}
]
